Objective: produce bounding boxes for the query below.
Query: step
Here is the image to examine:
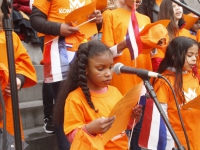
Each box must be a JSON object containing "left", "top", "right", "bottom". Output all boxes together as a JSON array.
[
  {"left": 24, "top": 126, "right": 59, "bottom": 150},
  {"left": 20, "top": 100, "right": 44, "bottom": 130},
  {"left": 22, "top": 42, "right": 43, "bottom": 65},
  {"left": 18, "top": 80, "right": 43, "bottom": 102},
  {"left": 34, "top": 65, "right": 44, "bottom": 81},
  {"left": 184, "top": 0, "right": 200, "bottom": 13},
  {"left": 18, "top": 65, "right": 44, "bottom": 102}
]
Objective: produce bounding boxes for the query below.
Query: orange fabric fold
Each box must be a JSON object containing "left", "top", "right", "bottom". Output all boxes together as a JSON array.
[
  {"left": 0, "top": 63, "right": 8, "bottom": 90},
  {"left": 70, "top": 128, "right": 104, "bottom": 150},
  {"left": 139, "top": 20, "right": 170, "bottom": 54},
  {"left": 183, "top": 13, "right": 199, "bottom": 30}
]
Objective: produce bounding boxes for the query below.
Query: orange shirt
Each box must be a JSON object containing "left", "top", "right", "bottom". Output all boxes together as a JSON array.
[
  {"left": 0, "top": 31, "right": 37, "bottom": 138},
  {"left": 197, "top": 30, "right": 200, "bottom": 42},
  {"left": 153, "top": 69, "right": 200, "bottom": 150},
  {"left": 64, "top": 86, "right": 128, "bottom": 150},
  {"left": 177, "top": 28, "right": 196, "bottom": 39},
  {"left": 0, "top": 63, "right": 8, "bottom": 90},
  {"left": 101, "top": 8, "right": 152, "bottom": 95},
  {"left": 155, "top": 0, "right": 162, "bottom": 6}
]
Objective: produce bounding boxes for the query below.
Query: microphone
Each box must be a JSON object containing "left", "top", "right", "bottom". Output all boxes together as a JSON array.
[{"left": 113, "top": 63, "right": 162, "bottom": 78}]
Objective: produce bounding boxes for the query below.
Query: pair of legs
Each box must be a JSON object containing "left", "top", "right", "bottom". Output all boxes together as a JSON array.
[
  {"left": 130, "top": 95, "right": 146, "bottom": 150},
  {"left": 43, "top": 81, "right": 70, "bottom": 150},
  {"left": 39, "top": 36, "right": 55, "bottom": 133},
  {"left": 130, "top": 118, "right": 143, "bottom": 150},
  {"left": 42, "top": 82, "right": 54, "bottom": 133},
  {"left": 39, "top": 36, "right": 70, "bottom": 150}
]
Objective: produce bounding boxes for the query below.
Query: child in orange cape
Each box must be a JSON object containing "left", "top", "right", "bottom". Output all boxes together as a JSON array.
[{"left": 0, "top": 29, "right": 37, "bottom": 140}]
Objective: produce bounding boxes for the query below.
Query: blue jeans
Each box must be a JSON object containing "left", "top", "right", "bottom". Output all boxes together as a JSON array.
[
  {"left": 130, "top": 118, "right": 143, "bottom": 150},
  {"left": 55, "top": 124, "right": 70, "bottom": 150}
]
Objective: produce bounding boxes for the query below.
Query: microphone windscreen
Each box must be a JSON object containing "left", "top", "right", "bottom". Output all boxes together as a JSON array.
[{"left": 113, "top": 63, "right": 124, "bottom": 75}]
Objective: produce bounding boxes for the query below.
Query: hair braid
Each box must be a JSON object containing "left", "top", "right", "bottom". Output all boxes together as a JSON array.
[{"left": 77, "top": 44, "right": 98, "bottom": 113}]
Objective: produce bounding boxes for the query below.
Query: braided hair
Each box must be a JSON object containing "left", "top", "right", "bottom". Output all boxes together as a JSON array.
[
  {"left": 76, "top": 42, "right": 98, "bottom": 112},
  {"left": 54, "top": 40, "right": 112, "bottom": 125}
]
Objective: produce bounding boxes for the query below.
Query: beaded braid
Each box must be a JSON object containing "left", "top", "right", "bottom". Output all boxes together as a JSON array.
[{"left": 76, "top": 43, "right": 98, "bottom": 113}]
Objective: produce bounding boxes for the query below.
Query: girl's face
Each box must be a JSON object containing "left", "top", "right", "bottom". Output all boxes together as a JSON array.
[
  {"left": 183, "top": 44, "right": 199, "bottom": 71},
  {"left": 172, "top": 1, "right": 183, "bottom": 21},
  {"left": 86, "top": 51, "right": 113, "bottom": 91},
  {"left": 191, "top": 20, "right": 200, "bottom": 33}
]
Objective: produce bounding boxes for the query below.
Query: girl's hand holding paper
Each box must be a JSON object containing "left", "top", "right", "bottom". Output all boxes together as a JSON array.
[{"left": 85, "top": 116, "right": 116, "bottom": 135}]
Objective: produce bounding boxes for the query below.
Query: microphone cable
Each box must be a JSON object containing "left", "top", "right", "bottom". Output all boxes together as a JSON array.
[{"left": 160, "top": 76, "right": 190, "bottom": 150}]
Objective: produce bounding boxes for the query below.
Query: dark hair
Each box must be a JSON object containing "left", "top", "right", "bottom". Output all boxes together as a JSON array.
[
  {"left": 180, "top": 0, "right": 190, "bottom": 14},
  {"left": 158, "top": 0, "right": 179, "bottom": 41},
  {"left": 155, "top": 36, "right": 200, "bottom": 103},
  {"left": 137, "top": 0, "right": 155, "bottom": 22},
  {"left": 137, "top": 0, "right": 189, "bottom": 23},
  {"left": 54, "top": 40, "right": 112, "bottom": 125}
]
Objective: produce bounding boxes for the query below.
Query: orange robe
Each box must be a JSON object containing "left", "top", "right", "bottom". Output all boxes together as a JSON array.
[
  {"left": 197, "top": 30, "right": 200, "bottom": 42},
  {"left": 101, "top": 8, "right": 152, "bottom": 95},
  {"left": 153, "top": 69, "right": 200, "bottom": 150},
  {"left": 64, "top": 86, "right": 128, "bottom": 150},
  {"left": 155, "top": 0, "right": 162, "bottom": 6},
  {"left": 0, "top": 31, "right": 37, "bottom": 139}
]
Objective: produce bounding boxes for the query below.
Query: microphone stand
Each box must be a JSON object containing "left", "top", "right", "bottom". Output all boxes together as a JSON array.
[
  {"left": 142, "top": 76, "right": 185, "bottom": 150},
  {"left": 171, "top": 0, "right": 200, "bottom": 17},
  {"left": 1, "top": 0, "right": 22, "bottom": 149}
]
